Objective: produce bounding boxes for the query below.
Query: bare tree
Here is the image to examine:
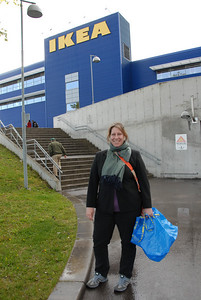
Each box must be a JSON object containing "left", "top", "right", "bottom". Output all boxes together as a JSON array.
[{"left": 0, "top": 0, "right": 18, "bottom": 41}]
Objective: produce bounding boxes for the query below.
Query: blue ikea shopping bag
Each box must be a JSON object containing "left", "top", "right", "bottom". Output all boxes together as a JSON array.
[{"left": 131, "top": 207, "right": 178, "bottom": 262}]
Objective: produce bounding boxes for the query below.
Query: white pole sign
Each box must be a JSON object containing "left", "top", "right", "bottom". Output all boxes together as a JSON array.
[{"left": 175, "top": 134, "right": 187, "bottom": 150}]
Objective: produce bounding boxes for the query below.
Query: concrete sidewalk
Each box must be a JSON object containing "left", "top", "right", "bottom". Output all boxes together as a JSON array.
[
  {"left": 48, "top": 188, "right": 91, "bottom": 300},
  {"left": 83, "top": 178, "right": 201, "bottom": 300},
  {"left": 48, "top": 178, "right": 201, "bottom": 300}
]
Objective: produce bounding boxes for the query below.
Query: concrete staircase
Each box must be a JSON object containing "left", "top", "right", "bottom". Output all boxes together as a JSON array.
[{"left": 16, "top": 127, "right": 100, "bottom": 190}]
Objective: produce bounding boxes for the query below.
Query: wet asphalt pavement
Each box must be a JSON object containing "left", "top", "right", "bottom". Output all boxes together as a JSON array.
[{"left": 80, "top": 178, "right": 201, "bottom": 300}]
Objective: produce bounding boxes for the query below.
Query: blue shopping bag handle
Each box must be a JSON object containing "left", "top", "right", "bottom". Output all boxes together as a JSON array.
[{"left": 133, "top": 214, "right": 155, "bottom": 243}]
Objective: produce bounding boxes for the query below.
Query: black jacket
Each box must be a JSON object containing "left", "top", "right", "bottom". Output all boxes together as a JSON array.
[{"left": 86, "top": 149, "right": 152, "bottom": 214}]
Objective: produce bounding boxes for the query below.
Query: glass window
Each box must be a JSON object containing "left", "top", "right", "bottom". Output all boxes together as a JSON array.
[
  {"left": 65, "top": 72, "right": 79, "bottom": 111},
  {"left": 0, "top": 95, "right": 45, "bottom": 111},
  {"left": 26, "top": 78, "right": 34, "bottom": 87},
  {"left": 124, "top": 43, "right": 131, "bottom": 60},
  {"left": 14, "top": 82, "right": 20, "bottom": 90},
  {"left": 66, "top": 81, "right": 79, "bottom": 90},
  {"left": 0, "top": 72, "right": 45, "bottom": 95},
  {"left": 33, "top": 76, "right": 42, "bottom": 85},
  {"left": 156, "top": 63, "right": 201, "bottom": 80},
  {"left": 2, "top": 86, "right": 7, "bottom": 93},
  {"left": 67, "top": 102, "right": 79, "bottom": 111},
  {"left": 7, "top": 85, "right": 13, "bottom": 93}
]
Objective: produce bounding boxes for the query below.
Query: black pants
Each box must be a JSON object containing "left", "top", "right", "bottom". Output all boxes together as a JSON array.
[{"left": 93, "top": 210, "right": 137, "bottom": 279}]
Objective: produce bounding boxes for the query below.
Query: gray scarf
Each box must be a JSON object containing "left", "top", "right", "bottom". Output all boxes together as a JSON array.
[{"left": 101, "top": 141, "right": 131, "bottom": 189}]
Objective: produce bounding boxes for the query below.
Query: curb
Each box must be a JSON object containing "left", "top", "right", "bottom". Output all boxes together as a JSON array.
[{"left": 48, "top": 191, "right": 94, "bottom": 300}]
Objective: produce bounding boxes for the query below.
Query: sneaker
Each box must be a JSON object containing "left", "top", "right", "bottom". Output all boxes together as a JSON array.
[
  {"left": 86, "top": 272, "right": 108, "bottom": 289},
  {"left": 114, "top": 274, "right": 130, "bottom": 292}
]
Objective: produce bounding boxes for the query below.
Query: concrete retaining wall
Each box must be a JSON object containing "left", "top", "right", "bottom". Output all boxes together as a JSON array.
[{"left": 54, "top": 76, "right": 201, "bottom": 178}]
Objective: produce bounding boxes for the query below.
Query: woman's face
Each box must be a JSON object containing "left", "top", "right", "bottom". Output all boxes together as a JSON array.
[{"left": 110, "top": 126, "right": 125, "bottom": 147}]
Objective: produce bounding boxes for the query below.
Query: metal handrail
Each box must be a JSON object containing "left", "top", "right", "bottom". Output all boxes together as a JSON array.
[
  {"left": 128, "top": 142, "right": 161, "bottom": 165},
  {"left": 58, "top": 117, "right": 161, "bottom": 165},
  {"left": 58, "top": 117, "right": 107, "bottom": 144},
  {"left": 0, "top": 121, "right": 62, "bottom": 180},
  {"left": 0, "top": 121, "right": 22, "bottom": 147},
  {"left": 26, "top": 138, "right": 63, "bottom": 180}
]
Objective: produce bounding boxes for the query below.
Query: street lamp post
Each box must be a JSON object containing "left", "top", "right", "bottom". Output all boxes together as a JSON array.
[
  {"left": 90, "top": 55, "right": 101, "bottom": 104},
  {"left": 20, "top": 0, "right": 42, "bottom": 189}
]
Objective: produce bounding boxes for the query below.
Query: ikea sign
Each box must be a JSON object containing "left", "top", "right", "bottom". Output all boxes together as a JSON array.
[{"left": 49, "top": 21, "right": 111, "bottom": 53}]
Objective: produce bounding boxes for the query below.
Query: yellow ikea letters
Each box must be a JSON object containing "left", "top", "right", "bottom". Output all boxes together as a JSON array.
[
  {"left": 49, "top": 21, "right": 111, "bottom": 53},
  {"left": 76, "top": 27, "right": 90, "bottom": 44},
  {"left": 91, "top": 21, "right": 111, "bottom": 39},
  {"left": 58, "top": 32, "right": 75, "bottom": 49}
]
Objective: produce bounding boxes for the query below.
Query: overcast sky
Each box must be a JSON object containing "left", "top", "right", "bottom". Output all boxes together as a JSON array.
[{"left": 0, "top": 0, "right": 201, "bottom": 74}]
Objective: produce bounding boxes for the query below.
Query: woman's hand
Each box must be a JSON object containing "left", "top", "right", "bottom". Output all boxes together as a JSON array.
[
  {"left": 141, "top": 208, "right": 153, "bottom": 217},
  {"left": 86, "top": 207, "right": 95, "bottom": 221}
]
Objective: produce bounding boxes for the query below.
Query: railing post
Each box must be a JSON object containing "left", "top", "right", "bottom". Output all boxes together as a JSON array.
[
  {"left": 34, "top": 141, "right": 36, "bottom": 160},
  {"left": 1, "top": 124, "right": 63, "bottom": 184},
  {"left": 58, "top": 170, "right": 61, "bottom": 184}
]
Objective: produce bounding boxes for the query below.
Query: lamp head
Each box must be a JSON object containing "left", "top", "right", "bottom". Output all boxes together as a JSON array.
[
  {"left": 181, "top": 110, "right": 191, "bottom": 120},
  {"left": 27, "top": 4, "right": 42, "bottom": 18},
  {"left": 92, "top": 56, "right": 101, "bottom": 63}
]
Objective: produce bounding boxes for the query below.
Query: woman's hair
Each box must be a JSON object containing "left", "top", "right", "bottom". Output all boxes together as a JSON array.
[{"left": 107, "top": 122, "right": 128, "bottom": 142}]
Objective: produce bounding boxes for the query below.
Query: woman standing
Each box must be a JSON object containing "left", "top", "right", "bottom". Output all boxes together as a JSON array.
[{"left": 86, "top": 123, "right": 153, "bottom": 293}]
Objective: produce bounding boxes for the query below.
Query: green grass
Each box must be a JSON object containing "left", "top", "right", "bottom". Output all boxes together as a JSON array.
[{"left": 0, "top": 144, "right": 77, "bottom": 300}]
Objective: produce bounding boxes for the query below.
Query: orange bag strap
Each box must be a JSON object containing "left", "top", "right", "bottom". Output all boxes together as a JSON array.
[{"left": 115, "top": 152, "right": 141, "bottom": 192}]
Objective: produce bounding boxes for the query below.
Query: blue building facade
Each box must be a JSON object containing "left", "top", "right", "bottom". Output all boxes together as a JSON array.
[
  {"left": 0, "top": 61, "right": 45, "bottom": 127},
  {"left": 131, "top": 47, "right": 201, "bottom": 90},
  {"left": 0, "top": 12, "right": 201, "bottom": 128},
  {"left": 44, "top": 12, "right": 132, "bottom": 127}
]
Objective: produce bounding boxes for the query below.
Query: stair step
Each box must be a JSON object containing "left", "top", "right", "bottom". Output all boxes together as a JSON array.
[
  {"left": 14, "top": 127, "right": 99, "bottom": 190},
  {"left": 61, "top": 173, "right": 90, "bottom": 181},
  {"left": 62, "top": 181, "right": 89, "bottom": 189}
]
